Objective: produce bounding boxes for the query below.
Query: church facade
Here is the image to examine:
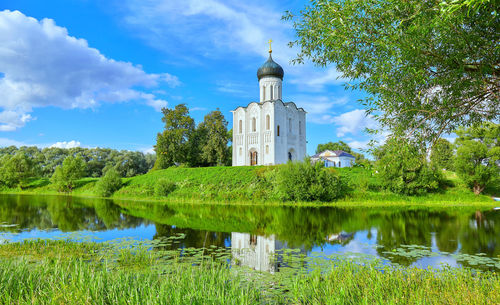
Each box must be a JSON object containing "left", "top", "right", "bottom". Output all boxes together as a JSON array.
[{"left": 231, "top": 48, "right": 306, "bottom": 166}]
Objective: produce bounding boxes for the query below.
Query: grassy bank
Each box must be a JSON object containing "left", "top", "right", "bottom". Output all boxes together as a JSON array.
[
  {"left": 0, "top": 240, "right": 498, "bottom": 304},
  {"left": 1, "top": 166, "right": 497, "bottom": 207}
]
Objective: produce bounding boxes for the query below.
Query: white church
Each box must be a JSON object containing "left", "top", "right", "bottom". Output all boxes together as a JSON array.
[{"left": 232, "top": 46, "right": 307, "bottom": 166}]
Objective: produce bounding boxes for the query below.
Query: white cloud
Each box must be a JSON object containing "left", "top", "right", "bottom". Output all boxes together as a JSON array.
[
  {"left": 334, "top": 109, "right": 378, "bottom": 137},
  {"left": 121, "top": 0, "right": 345, "bottom": 92},
  {"left": 293, "top": 95, "right": 348, "bottom": 124},
  {"left": 0, "top": 10, "right": 176, "bottom": 130},
  {"left": 141, "top": 147, "right": 155, "bottom": 154},
  {"left": 50, "top": 140, "right": 81, "bottom": 149},
  {"left": 0, "top": 137, "right": 29, "bottom": 147}
]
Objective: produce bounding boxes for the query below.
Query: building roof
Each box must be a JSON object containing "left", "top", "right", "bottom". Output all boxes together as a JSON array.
[
  {"left": 311, "top": 150, "right": 355, "bottom": 159},
  {"left": 231, "top": 99, "right": 306, "bottom": 112},
  {"left": 257, "top": 54, "right": 284, "bottom": 80}
]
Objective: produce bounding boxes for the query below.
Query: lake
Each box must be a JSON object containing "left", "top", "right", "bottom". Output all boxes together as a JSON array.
[{"left": 1, "top": 194, "right": 499, "bottom": 271}]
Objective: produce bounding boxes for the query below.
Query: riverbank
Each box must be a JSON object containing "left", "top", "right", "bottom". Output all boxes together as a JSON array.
[
  {"left": 0, "top": 240, "right": 498, "bottom": 304},
  {"left": 0, "top": 166, "right": 497, "bottom": 207}
]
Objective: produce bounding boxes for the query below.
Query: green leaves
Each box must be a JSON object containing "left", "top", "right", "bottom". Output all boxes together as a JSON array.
[
  {"left": 287, "top": 0, "right": 499, "bottom": 143},
  {"left": 50, "top": 155, "right": 87, "bottom": 192}
]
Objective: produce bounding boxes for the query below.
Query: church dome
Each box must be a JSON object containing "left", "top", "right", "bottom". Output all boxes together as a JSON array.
[{"left": 257, "top": 54, "right": 284, "bottom": 80}]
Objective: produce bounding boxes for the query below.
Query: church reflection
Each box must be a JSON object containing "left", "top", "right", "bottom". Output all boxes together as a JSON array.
[{"left": 231, "top": 232, "right": 305, "bottom": 273}]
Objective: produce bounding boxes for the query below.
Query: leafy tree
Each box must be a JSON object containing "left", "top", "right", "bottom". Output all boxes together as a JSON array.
[
  {"left": 154, "top": 104, "right": 195, "bottom": 169},
  {"left": 51, "top": 155, "right": 87, "bottom": 192},
  {"left": 95, "top": 168, "right": 122, "bottom": 197},
  {"left": 198, "top": 109, "right": 230, "bottom": 166},
  {"left": 375, "top": 138, "right": 442, "bottom": 195},
  {"left": 430, "top": 138, "right": 454, "bottom": 170},
  {"left": 316, "top": 141, "right": 352, "bottom": 154},
  {"left": 0, "top": 152, "right": 37, "bottom": 188},
  {"left": 285, "top": 0, "right": 499, "bottom": 142},
  {"left": 454, "top": 122, "right": 499, "bottom": 194}
]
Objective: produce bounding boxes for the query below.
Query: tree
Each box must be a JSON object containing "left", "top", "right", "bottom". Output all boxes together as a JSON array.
[
  {"left": 198, "top": 109, "right": 230, "bottom": 166},
  {"left": 154, "top": 104, "right": 195, "bottom": 169},
  {"left": 430, "top": 138, "right": 454, "bottom": 170},
  {"left": 375, "top": 138, "right": 442, "bottom": 195},
  {"left": 285, "top": 0, "right": 499, "bottom": 143},
  {"left": 51, "top": 155, "right": 87, "bottom": 192},
  {"left": 316, "top": 141, "right": 352, "bottom": 154},
  {"left": 95, "top": 168, "right": 122, "bottom": 197},
  {"left": 0, "top": 152, "right": 37, "bottom": 188},
  {"left": 454, "top": 122, "right": 499, "bottom": 194}
]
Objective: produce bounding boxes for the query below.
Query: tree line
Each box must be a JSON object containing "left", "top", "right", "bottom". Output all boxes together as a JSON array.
[{"left": 0, "top": 146, "right": 155, "bottom": 189}]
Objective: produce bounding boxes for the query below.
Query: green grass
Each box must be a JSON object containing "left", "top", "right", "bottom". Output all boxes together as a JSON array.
[
  {"left": 1, "top": 166, "right": 498, "bottom": 207},
  {"left": 0, "top": 240, "right": 498, "bottom": 304}
]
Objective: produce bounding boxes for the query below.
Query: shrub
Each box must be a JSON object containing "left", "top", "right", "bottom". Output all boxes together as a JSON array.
[
  {"left": 272, "top": 161, "right": 349, "bottom": 202},
  {"left": 51, "top": 155, "right": 87, "bottom": 192},
  {"left": 154, "top": 178, "right": 176, "bottom": 197},
  {"left": 96, "top": 168, "right": 122, "bottom": 197},
  {"left": 375, "top": 138, "right": 443, "bottom": 195}
]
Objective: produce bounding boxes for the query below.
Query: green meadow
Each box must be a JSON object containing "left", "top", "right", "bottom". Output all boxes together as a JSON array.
[{"left": 1, "top": 166, "right": 497, "bottom": 207}]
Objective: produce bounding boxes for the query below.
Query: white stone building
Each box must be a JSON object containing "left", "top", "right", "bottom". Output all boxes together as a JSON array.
[
  {"left": 310, "top": 150, "right": 356, "bottom": 168},
  {"left": 232, "top": 49, "right": 306, "bottom": 166}
]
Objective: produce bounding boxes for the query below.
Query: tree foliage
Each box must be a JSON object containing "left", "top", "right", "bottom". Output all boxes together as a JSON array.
[
  {"left": 0, "top": 152, "right": 37, "bottom": 188},
  {"left": 198, "top": 109, "right": 231, "bottom": 166},
  {"left": 375, "top": 138, "right": 442, "bottom": 195},
  {"left": 430, "top": 138, "right": 454, "bottom": 170},
  {"left": 454, "top": 122, "right": 499, "bottom": 194},
  {"left": 51, "top": 155, "right": 87, "bottom": 192},
  {"left": 154, "top": 104, "right": 195, "bottom": 169},
  {"left": 95, "top": 168, "right": 122, "bottom": 197},
  {"left": 285, "top": 0, "right": 499, "bottom": 142}
]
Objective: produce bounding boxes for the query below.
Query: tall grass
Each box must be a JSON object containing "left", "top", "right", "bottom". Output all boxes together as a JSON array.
[{"left": 0, "top": 240, "right": 498, "bottom": 304}]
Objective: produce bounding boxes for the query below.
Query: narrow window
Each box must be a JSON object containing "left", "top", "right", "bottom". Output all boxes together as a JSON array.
[
  {"left": 339, "top": 161, "right": 341, "bottom": 167},
  {"left": 270, "top": 85, "right": 273, "bottom": 100},
  {"left": 277, "top": 125, "right": 280, "bottom": 136},
  {"left": 252, "top": 117, "right": 256, "bottom": 132},
  {"left": 288, "top": 152, "right": 292, "bottom": 161},
  {"left": 263, "top": 86, "right": 266, "bottom": 101},
  {"left": 239, "top": 120, "right": 242, "bottom": 134},
  {"left": 239, "top": 147, "right": 242, "bottom": 156},
  {"left": 266, "top": 145, "right": 269, "bottom": 154},
  {"left": 266, "top": 115, "right": 270, "bottom": 130},
  {"left": 289, "top": 118, "right": 292, "bottom": 132},
  {"left": 333, "top": 161, "right": 336, "bottom": 167}
]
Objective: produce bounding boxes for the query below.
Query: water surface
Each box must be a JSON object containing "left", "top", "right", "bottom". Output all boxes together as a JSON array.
[{"left": 1, "top": 194, "right": 499, "bottom": 271}]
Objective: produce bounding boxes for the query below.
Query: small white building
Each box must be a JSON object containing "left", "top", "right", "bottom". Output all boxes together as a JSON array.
[
  {"left": 231, "top": 48, "right": 307, "bottom": 166},
  {"left": 311, "top": 150, "right": 356, "bottom": 168}
]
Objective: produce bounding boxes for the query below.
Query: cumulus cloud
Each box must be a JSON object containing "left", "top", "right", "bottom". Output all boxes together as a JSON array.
[
  {"left": 293, "top": 96, "right": 348, "bottom": 124},
  {"left": 0, "top": 10, "right": 177, "bottom": 130},
  {"left": 121, "top": 0, "right": 344, "bottom": 91},
  {"left": 334, "top": 109, "right": 378, "bottom": 137},
  {"left": 50, "top": 140, "right": 81, "bottom": 149}
]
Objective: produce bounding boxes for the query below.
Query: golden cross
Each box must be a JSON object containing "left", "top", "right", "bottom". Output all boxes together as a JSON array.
[{"left": 268, "top": 39, "right": 273, "bottom": 53}]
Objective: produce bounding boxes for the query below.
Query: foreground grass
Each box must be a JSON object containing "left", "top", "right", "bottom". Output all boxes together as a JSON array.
[
  {"left": 0, "top": 240, "right": 499, "bottom": 304},
  {"left": 1, "top": 166, "right": 498, "bottom": 207}
]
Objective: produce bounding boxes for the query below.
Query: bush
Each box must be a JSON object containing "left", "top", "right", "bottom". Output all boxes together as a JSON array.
[
  {"left": 375, "top": 138, "right": 443, "bottom": 195},
  {"left": 154, "top": 178, "right": 176, "bottom": 197},
  {"left": 51, "top": 155, "right": 87, "bottom": 192},
  {"left": 96, "top": 168, "right": 122, "bottom": 197},
  {"left": 272, "top": 161, "right": 349, "bottom": 202}
]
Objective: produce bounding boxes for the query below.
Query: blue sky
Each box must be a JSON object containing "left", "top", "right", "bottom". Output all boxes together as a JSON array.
[{"left": 0, "top": 0, "right": 380, "bottom": 154}]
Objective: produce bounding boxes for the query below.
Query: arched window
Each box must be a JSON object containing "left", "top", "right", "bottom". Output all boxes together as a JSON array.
[
  {"left": 270, "top": 85, "right": 273, "bottom": 100},
  {"left": 288, "top": 152, "right": 292, "bottom": 161},
  {"left": 263, "top": 86, "right": 266, "bottom": 101},
  {"left": 333, "top": 161, "right": 336, "bottom": 167},
  {"left": 252, "top": 117, "right": 256, "bottom": 132},
  {"left": 239, "top": 147, "right": 242, "bottom": 156},
  {"left": 238, "top": 120, "right": 242, "bottom": 134},
  {"left": 277, "top": 125, "right": 280, "bottom": 136},
  {"left": 266, "top": 115, "right": 270, "bottom": 130},
  {"left": 338, "top": 161, "right": 341, "bottom": 167},
  {"left": 265, "top": 145, "right": 269, "bottom": 154},
  {"left": 289, "top": 118, "right": 292, "bottom": 132},
  {"left": 299, "top": 121, "right": 302, "bottom": 135}
]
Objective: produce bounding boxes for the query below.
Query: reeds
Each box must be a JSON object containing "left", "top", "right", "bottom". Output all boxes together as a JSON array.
[{"left": 0, "top": 240, "right": 498, "bottom": 304}]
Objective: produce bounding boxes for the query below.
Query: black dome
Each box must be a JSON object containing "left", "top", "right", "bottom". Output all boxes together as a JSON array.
[{"left": 257, "top": 54, "right": 284, "bottom": 80}]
